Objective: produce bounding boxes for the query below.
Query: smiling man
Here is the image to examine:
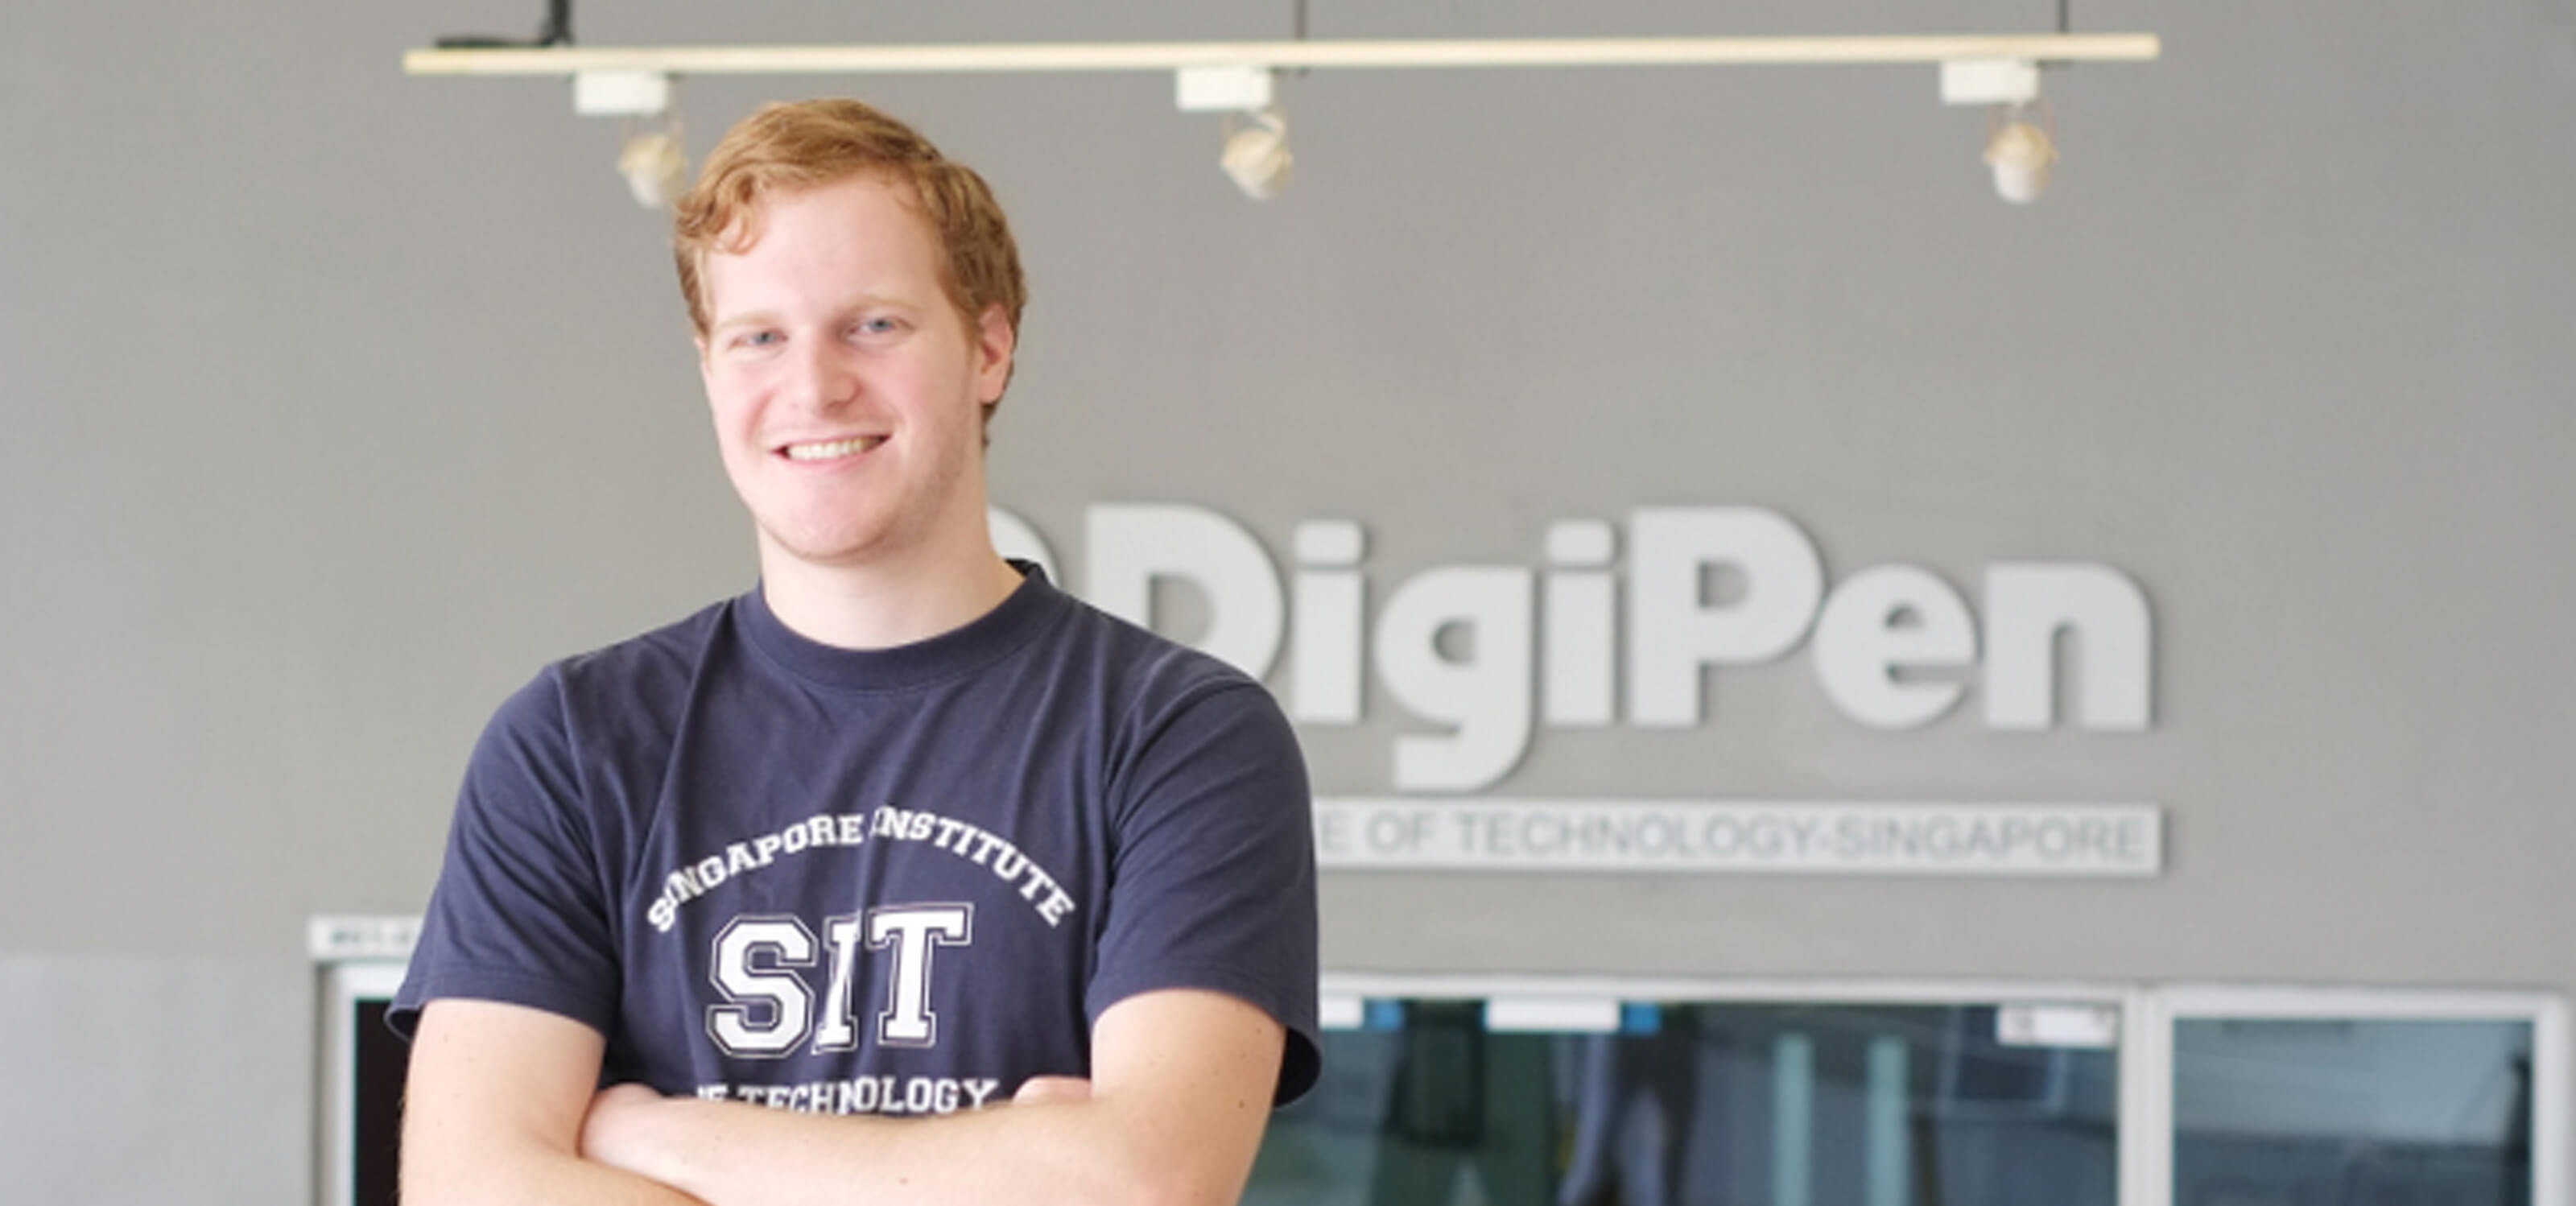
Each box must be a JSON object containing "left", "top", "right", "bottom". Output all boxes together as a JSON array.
[{"left": 390, "top": 99, "right": 1321, "bottom": 1206}]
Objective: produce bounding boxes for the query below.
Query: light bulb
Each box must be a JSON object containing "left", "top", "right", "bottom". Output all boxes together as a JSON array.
[
  {"left": 1983, "top": 117, "right": 2057, "bottom": 204},
  {"left": 1220, "top": 109, "right": 1292, "bottom": 201},
  {"left": 618, "top": 129, "right": 688, "bottom": 210}
]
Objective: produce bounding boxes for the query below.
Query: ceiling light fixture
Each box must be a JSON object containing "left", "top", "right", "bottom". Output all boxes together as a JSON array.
[
  {"left": 617, "top": 121, "right": 689, "bottom": 209},
  {"left": 408, "top": 3, "right": 2157, "bottom": 206},
  {"left": 1940, "top": 57, "right": 2064, "bottom": 204},
  {"left": 1179, "top": 64, "right": 1292, "bottom": 200},
  {"left": 1983, "top": 104, "right": 2058, "bottom": 204},
  {"left": 1220, "top": 109, "right": 1294, "bottom": 201},
  {"left": 405, "top": 33, "right": 2159, "bottom": 76},
  {"left": 575, "top": 69, "right": 687, "bottom": 209}
]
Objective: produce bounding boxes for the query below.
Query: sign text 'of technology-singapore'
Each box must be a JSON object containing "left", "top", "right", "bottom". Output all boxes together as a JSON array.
[{"left": 993, "top": 505, "right": 2153, "bottom": 793}]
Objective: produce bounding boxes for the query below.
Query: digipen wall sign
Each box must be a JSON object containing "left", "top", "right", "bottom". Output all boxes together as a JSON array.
[{"left": 994, "top": 502, "right": 2160, "bottom": 877}]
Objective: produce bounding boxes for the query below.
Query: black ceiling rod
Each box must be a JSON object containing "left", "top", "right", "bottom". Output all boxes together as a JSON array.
[
  {"left": 1287, "top": 0, "right": 1310, "bottom": 78},
  {"left": 436, "top": 0, "right": 573, "bottom": 49}
]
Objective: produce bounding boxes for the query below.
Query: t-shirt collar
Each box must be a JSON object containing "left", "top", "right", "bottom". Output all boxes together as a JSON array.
[{"left": 735, "top": 560, "right": 1067, "bottom": 692}]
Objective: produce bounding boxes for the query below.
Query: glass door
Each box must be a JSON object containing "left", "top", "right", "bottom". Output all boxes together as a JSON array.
[{"left": 1246, "top": 978, "right": 2128, "bottom": 1206}]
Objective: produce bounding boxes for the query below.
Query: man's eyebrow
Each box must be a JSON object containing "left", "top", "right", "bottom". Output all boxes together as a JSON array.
[
  {"left": 841, "top": 292, "right": 921, "bottom": 313},
  {"left": 711, "top": 296, "right": 919, "bottom": 334},
  {"left": 707, "top": 310, "right": 785, "bottom": 338}
]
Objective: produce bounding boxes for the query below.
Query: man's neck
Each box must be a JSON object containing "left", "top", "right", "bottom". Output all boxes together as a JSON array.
[{"left": 758, "top": 541, "right": 1026, "bottom": 651}]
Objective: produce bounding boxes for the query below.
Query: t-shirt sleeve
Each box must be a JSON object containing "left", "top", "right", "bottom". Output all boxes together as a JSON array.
[
  {"left": 387, "top": 670, "right": 621, "bottom": 1041},
  {"left": 1087, "top": 676, "right": 1322, "bottom": 1105}
]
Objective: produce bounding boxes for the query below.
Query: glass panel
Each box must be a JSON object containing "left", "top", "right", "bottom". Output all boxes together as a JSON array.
[
  {"left": 1246, "top": 1001, "right": 2120, "bottom": 1206},
  {"left": 2174, "top": 1017, "right": 2533, "bottom": 1206},
  {"left": 351, "top": 998, "right": 407, "bottom": 1206}
]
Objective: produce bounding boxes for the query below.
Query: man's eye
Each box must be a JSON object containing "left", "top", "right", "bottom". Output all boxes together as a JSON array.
[
  {"left": 854, "top": 317, "right": 899, "bottom": 336},
  {"left": 737, "top": 331, "right": 781, "bottom": 349}
]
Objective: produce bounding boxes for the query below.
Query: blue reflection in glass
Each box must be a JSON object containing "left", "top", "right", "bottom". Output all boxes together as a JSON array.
[{"left": 1245, "top": 1002, "right": 2120, "bottom": 1206}]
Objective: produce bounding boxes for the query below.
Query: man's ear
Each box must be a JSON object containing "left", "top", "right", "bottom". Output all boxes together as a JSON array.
[{"left": 975, "top": 304, "right": 1016, "bottom": 403}]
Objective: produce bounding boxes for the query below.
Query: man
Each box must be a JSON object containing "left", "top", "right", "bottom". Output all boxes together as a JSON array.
[{"left": 390, "top": 98, "right": 1321, "bottom": 1206}]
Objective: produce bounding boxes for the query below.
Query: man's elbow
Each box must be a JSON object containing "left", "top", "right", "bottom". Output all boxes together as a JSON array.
[
  {"left": 400, "top": 1124, "right": 596, "bottom": 1206},
  {"left": 398, "top": 1154, "right": 489, "bottom": 1206},
  {"left": 398, "top": 1129, "right": 480, "bottom": 1206},
  {"left": 400, "top": 1150, "right": 534, "bottom": 1206},
  {"left": 1078, "top": 1170, "right": 1255, "bottom": 1206},
  {"left": 1071, "top": 1120, "right": 1268, "bottom": 1206}
]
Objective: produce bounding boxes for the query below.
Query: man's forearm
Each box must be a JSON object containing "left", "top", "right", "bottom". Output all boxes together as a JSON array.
[
  {"left": 405, "top": 1144, "right": 712, "bottom": 1206},
  {"left": 578, "top": 990, "right": 1286, "bottom": 1206},
  {"left": 399, "top": 999, "right": 714, "bottom": 1206},
  {"left": 584, "top": 1084, "right": 1250, "bottom": 1206}
]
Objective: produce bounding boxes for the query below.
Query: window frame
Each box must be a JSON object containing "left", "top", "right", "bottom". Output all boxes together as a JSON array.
[
  {"left": 312, "top": 946, "right": 2570, "bottom": 1206},
  {"left": 2136, "top": 982, "right": 2567, "bottom": 1206},
  {"left": 1317, "top": 973, "right": 2568, "bottom": 1206}
]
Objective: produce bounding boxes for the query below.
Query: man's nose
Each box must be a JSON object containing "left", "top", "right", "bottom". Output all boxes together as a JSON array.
[{"left": 786, "top": 338, "right": 858, "bottom": 411}]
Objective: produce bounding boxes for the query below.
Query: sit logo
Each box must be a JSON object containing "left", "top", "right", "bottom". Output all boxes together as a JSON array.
[{"left": 708, "top": 905, "right": 972, "bottom": 1057}]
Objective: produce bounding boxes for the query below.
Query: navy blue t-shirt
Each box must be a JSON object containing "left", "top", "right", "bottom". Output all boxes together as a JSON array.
[{"left": 391, "top": 566, "right": 1320, "bottom": 1112}]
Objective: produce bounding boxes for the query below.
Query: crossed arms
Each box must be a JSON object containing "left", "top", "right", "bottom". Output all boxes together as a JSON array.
[{"left": 400, "top": 988, "right": 1286, "bottom": 1206}]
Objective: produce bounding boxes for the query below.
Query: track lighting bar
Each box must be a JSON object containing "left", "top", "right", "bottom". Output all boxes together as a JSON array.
[{"left": 404, "top": 33, "right": 2158, "bottom": 77}]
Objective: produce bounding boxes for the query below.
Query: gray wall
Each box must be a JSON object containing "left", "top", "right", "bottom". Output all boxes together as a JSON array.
[{"left": 4, "top": 0, "right": 2571, "bottom": 1200}]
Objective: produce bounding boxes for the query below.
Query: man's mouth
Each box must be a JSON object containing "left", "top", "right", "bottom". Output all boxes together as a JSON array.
[{"left": 781, "top": 436, "right": 886, "bottom": 461}]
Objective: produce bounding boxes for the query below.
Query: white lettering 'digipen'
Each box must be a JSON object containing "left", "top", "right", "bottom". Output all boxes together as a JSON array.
[{"left": 994, "top": 503, "right": 2153, "bottom": 793}]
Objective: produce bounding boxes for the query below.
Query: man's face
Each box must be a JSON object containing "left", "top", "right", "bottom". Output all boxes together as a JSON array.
[{"left": 696, "top": 174, "right": 1014, "bottom": 576}]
